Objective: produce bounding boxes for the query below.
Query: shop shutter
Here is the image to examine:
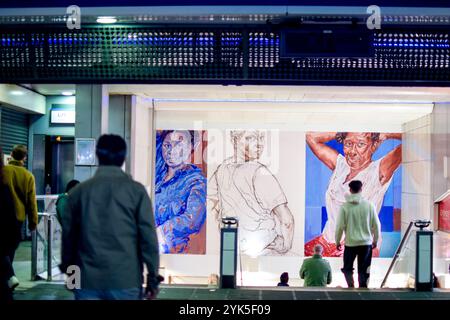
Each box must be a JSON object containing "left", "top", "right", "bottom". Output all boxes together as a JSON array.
[
  {"left": 0, "top": 106, "right": 29, "bottom": 157},
  {"left": 0, "top": 106, "right": 30, "bottom": 239}
]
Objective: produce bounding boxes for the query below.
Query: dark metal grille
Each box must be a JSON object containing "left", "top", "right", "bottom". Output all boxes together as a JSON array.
[
  {"left": 0, "top": 106, "right": 29, "bottom": 158},
  {"left": 0, "top": 25, "right": 449, "bottom": 84}
]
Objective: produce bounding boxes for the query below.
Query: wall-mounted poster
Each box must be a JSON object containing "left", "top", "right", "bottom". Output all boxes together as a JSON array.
[
  {"left": 75, "top": 138, "right": 96, "bottom": 166},
  {"left": 155, "top": 130, "right": 207, "bottom": 254},
  {"left": 208, "top": 130, "right": 299, "bottom": 257},
  {"left": 437, "top": 191, "right": 450, "bottom": 233},
  {"left": 305, "top": 132, "right": 402, "bottom": 257}
]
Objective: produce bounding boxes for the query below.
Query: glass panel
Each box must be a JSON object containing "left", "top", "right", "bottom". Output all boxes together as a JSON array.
[
  {"left": 223, "top": 231, "right": 236, "bottom": 250},
  {"left": 33, "top": 195, "right": 62, "bottom": 280},
  {"left": 222, "top": 251, "right": 235, "bottom": 276},
  {"left": 417, "top": 234, "right": 431, "bottom": 283},
  {"left": 383, "top": 229, "right": 417, "bottom": 288},
  {"left": 434, "top": 231, "right": 450, "bottom": 288}
]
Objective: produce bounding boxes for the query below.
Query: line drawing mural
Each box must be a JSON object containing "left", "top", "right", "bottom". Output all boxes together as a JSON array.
[
  {"left": 305, "top": 132, "right": 402, "bottom": 257},
  {"left": 209, "top": 130, "right": 294, "bottom": 257},
  {"left": 155, "top": 130, "right": 207, "bottom": 254}
]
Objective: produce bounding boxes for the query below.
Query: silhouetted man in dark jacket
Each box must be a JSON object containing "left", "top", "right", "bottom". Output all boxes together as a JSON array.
[{"left": 61, "top": 134, "right": 160, "bottom": 300}]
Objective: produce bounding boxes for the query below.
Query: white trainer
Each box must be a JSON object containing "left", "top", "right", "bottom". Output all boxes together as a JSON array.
[{"left": 8, "top": 276, "right": 19, "bottom": 290}]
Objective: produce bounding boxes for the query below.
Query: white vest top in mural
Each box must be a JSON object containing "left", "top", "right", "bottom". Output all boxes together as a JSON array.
[
  {"left": 212, "top": 157, "right": 288, "bottom": 255},
  {"left": 323, "top": 154, "right": 392, "bottom": 243}
]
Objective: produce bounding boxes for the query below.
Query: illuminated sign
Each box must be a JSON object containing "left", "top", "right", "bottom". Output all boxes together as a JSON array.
[
  {"left": 50, "top": 105, "right": 75, "bottom": 124},
  {"left": 437, "top": 191, "right": 450, "bottom": 233}
]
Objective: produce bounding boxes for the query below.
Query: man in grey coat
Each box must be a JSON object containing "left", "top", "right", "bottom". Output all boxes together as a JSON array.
[{"left": 60, "top": 134, "right": 160, "bottom": 300}]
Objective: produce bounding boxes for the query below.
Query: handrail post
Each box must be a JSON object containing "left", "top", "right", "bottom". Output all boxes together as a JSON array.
[
  {"left": 47, "top": 215, "right": 53, "bottom": 282},
  {"left": 31, "top": 229, "right": 37, "bottom": 281}
]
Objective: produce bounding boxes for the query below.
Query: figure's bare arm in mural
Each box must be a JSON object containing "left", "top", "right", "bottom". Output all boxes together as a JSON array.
[
  {"left": 266, "top": 204, "right": 294, "bottom": 254},
  {"left": 207, "top": 169, "right": 221, "bottom": 225},
  {"left": 379, "top": 133, "right": 402, "bottom": 186},
  {"left": 305, "top": 132, "right": 339, "bottom": 171}
]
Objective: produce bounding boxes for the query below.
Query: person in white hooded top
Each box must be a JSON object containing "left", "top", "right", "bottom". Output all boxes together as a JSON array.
[{"left": 335, "top": 180, "right": 381, "bottom": 288}]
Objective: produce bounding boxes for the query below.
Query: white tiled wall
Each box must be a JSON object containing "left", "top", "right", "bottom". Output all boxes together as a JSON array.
[
  {"left": 402, "top": 111, "right": 450, "bottom": 288},
  {"left": 403, "top": 125, "right": 431, "bottom": 163},
  {"left": 130, "top": 96, "right": 154, "bottom": 190},
  {"left": 402, "top": 162, "right": 431, "bottom": 195},
  {"left": 401, "top": 114, "right": 433, "bottom": 233},
  {"left": 430, "top": 103, "right": 450, "bottom": 287}
]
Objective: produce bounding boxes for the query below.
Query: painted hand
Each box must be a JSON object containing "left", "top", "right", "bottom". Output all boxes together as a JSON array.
[
  {"left": 267, "top": 235, "right": 288, "bottom": 253},
  {"left": 156, "top": 226, "right": 167, "bottom": 252}
]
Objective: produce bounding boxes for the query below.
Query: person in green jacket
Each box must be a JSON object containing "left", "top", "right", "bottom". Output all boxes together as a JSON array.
[
  {"left": 55, "top": 179, "right": 80, "bottom": 225},
  {"left": 335, "top": 180, "right": 381, "bottom": 288},
  {"left": 300, "top": 244, "right": 332, "bottom": 287}
]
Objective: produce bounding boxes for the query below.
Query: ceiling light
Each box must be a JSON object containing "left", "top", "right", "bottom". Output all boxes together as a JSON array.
[
  {"left": 97, "top": 16, "right": 117, "bottom": 24},
  {"left": 10, "top": 90, "right": 24, "bottom": 96},
  {"left": 62, "top": 91, "right": 74, "bottom": 96}
]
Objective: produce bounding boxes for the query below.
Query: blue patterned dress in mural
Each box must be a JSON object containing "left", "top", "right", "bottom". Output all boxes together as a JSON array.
[{"left": 155, "top": 131, "right": 207, "bottom": 254}]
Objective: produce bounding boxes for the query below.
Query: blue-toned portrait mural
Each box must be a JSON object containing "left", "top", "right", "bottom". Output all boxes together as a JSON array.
[{"left": 155, "top": 130, "right": 207, "bottom": 254}]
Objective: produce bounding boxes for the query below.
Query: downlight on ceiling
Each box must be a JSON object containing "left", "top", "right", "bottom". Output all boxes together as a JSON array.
[
  {"left": 10, "top": 90, "right": 24, "bottom": 96},
  {"left": 97, "top": 16, "right": 117, "bottom": 24}
]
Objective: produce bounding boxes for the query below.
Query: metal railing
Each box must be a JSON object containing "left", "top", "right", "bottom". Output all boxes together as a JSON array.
[
  {"left": 381, "top": 220, "right": 435, "bottom": 289},
  {"left": 31, "top": 195, "right": 62, "bottom": 281}
]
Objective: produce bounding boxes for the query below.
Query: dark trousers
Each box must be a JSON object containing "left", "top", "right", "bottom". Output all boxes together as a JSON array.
[
  {"left": 0, "top": 246, "right": 17, "bottom": 302},
  {"left": 341, "top": 245, "right": 372, "bottom": 288},
  {"left": 0, "top": 221, "right": 23, "bottom": 281},
  {"left": 0, "top": 256, "right": 13, "bottom": 302},
  {"left": 0, "top": 241, "right": 19, "bottom": 300},
  {"left": 2, "top": 250, "right": 16, "bottom": 279},
  {"left": 0, "top": 222, "right": 22, "bottom": 302}
]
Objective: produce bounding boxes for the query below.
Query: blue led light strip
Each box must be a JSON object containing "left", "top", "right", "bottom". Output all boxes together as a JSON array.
[{"left": 374, "top": 42, "right": 450, "bottom": 48}]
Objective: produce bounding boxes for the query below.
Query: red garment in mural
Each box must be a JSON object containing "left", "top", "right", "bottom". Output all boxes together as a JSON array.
[{"left": 305, "top": 234, "right": 380, "bottom": 257}]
